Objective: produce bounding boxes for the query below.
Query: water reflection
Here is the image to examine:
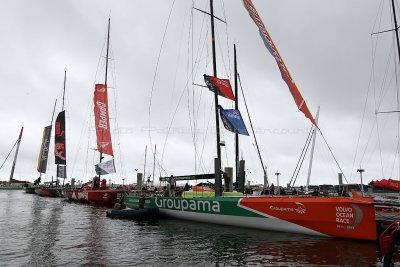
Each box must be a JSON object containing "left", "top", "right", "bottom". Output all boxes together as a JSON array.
[
  {"left": 26, "top": 197, "right": 62, "bottom": 266},
  {"left": 83, "top": 207, "right": 106, "bottom": 266},
  {"left": 154, "top": 219, "right": 379, "bottom": 266}
]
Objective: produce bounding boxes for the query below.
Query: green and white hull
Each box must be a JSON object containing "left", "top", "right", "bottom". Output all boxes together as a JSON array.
[{"left": 123, "top": 194, "right": 378, "bottom": 240}]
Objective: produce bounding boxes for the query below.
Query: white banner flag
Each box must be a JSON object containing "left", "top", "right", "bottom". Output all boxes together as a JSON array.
[{"left": 95, "top": 159, "right": 116, "bottom": 175}]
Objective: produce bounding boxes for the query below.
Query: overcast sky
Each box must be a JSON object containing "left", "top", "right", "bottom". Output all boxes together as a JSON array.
[{"left": 0, "top": 0, "right": 398, "bottom": 187}]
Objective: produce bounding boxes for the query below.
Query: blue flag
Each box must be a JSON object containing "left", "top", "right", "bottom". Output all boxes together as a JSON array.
[{"left": 219, "top": 107, "right": 249, "bottom": 136}]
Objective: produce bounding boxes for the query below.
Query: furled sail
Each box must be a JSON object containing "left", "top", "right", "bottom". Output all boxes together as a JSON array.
[
  {"left": 204, "top": 75, "right": 235, "bottom": 101},
  {"left": 54, "top": 110, "right": 66, "bottom": 165},
  {"left": 219, "top": 107, "right": 249, "bottom": 136},
  {"left": 37, "top": 125, "right": 52, "bottom": 173},
  {"left": 242, "top": 0, "right": 316, "bottom": 126},
  {"left": 93, "top": 84, "right": 114, "bottom": 156}
]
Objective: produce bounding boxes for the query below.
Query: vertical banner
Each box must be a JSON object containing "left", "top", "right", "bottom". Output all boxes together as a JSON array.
[
  {"left": 57, "top": 165, "right": 67, "bottom": 179},
  {"left": 93, "top": 84, "right": 114, "bottom": 156},
  {"left": 54, "top": 110, "right": 66, "bottom": 164},
  {"left": 242, "top": 0, "right": 316, "bottom": 126},
  {"left": 37, "top": 125, "right": 51, "bottom": 173}
]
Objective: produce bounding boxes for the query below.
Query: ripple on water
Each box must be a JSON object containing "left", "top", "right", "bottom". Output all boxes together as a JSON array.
[{"left": 0, "top": 191, "right": 380, "bottom": 266}]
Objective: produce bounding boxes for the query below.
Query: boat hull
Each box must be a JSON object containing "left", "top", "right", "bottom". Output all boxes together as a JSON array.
[
  {"left": 24, "top": 186, "right": 37, "bottom": 194},
  {"left": 35, "top": 187, "right": 61, "bottom": 197},
  {"left": 65, "top": 188, "right": 125, "bottom": 207},
  {"left": 123, "top": 195, "right": 377, "bottom": 241}
]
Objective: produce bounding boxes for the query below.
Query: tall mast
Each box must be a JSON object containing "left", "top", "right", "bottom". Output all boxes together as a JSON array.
[
  {"left": 99, "top": 18, "right": 111, "bottom": 180},
  {"left": 210, "top": 0, "right": 222, "bottom": 186},
  {"left": 51, "top": 99, "right": 57, "bottom": 126},
  {"left": 306, "top": 106, "right": 320, "bottom": 192},
  {"left": 392, "top": 0, "right": 400, "bottom": 65},
  {"left": 57, "top": 71, "right": 67, "bottom": 183},
  {"left": 105, "top": 18, "right": 111, "bottom": 86},
  {"left": 9, "top": 127, "right": 24, "bottom": 184},
  {"left": 234, "top": 44, "right": 239, "bottom": 182},
  {"left": 391, "top": 0, "right": 400, "bottom": 179},
  {"left": 152, "top": 144, "right": 157, "bottom": 184},
  {"left": 144, "top": 145, "right": 148, "bottom": 183},
  {"left": 62, "top": 70, "right": 66, "bottom": 111}
]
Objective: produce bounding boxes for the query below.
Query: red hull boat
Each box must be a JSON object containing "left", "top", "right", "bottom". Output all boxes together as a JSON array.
[
  {"left": 65, "top": 187, "right": 125, "bottom": 207},
  {"left": 64, "top": 178, "right": 126, "bottom": 207}
]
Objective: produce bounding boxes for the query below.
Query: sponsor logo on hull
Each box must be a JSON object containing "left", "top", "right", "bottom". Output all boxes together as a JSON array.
[{"left": 155, "top": 198, "right": 220, "bottom": 213}]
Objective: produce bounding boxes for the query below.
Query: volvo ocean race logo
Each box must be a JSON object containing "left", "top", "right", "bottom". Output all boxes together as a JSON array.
[
  {"left": 335, "top": 204, "right": 363, "bottom": 229},
  {"left": 155, "top": 198, "right": 220, "bottom": 213}
]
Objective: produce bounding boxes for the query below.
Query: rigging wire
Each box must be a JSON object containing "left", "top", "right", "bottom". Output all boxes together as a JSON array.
[
  {"left": 318, "top": 129, "right": 349, "bottom": 183},
  {"left": 160, "top": 1, "right": 193, "bottom": 174},
  {"left": 110, "top": 44, "right": 126, "bottom": 182},
  {"left": 238, "top": 73, "right": 268, "bottom": 185},
  {"left": 160, "top": 2, "right": 210, "bottom": 174},
  {"left": 185, "top": 3, "right": 196, "bottom": 174},
  {"left": 289, "top": 126, "right": 313, "bottom": 187},
  {"left": 350, "top": 0, "right": 385, "bottom": 181},
  {"left": 70, "top": 24, "right": 107, "bottom": 181},
  {"left": 373, "top": 40, "right": 396, "bottom": 178},
  {"left": 291, "top": 131, "right": 313, "bottom": 187},
  {"left": 220, "top": 0, "right": 232, "bottom": 81},
  {"left": 161, "top": 42, "right": 211, "bottom": 175},
  {"left": 191, "top": 1, "right": 197, "bottom": 174},
  {"left": 363, "top": 94, "right": 396, "bottom": 168},
  {"left": 0, "top": 141, "right": 17, "bottom": 172},
  {"left": 147, "top": 0, "right": 176, "bottom": 178}
]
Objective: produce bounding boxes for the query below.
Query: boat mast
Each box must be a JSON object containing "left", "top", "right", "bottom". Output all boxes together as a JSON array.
[
  {"left": 9, "top": 127, "right": 24, "bottom": 184},
  {"left": 209, "top": 0, "right": 222, "bottom": 192},
  {"left": 99, "top": 18, "right": 111, "bottom": 180},
  {"left": 234, "top": 44, "right": 239, "bottom": 183},
  {"left": 306, "top": 106, "right": 320, "bottom": 192},
  {"left": 152, "top": 144, "right": 156, "bottom": 184},
  {"left": 144, "top": 145, "right": 147, "bottom": 183},
  {"left": 62, "top": 70, "right": 66, "bottom": 111},
  {"left": 391, "top": 0, "right": 400, "bottom": 179},
  {"left": 57, "top": 70, "right": 67, "bottom": 184}
]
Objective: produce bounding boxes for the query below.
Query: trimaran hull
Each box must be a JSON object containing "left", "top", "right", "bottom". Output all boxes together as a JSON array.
[{"left": 123, "top": 195, "right": 377, "bottom": 241}]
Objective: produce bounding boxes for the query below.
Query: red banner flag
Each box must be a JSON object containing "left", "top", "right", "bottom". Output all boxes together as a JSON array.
[
  {"left": 204, "top": 75, "right": 235, "bottom": 101},
  {"left": 242, "top": 0, "right": 316, "bottom": 126},
  {"left": 93, "top": 84, "right": 113, "bottom": 156}
]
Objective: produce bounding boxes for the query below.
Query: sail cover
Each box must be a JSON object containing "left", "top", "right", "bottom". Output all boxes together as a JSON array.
[
  {"left": 37, "top": 125, "right": 51, "bottom": 173},
  {"left": 93, "top": 84, "right": 114, "bottom": 156},
  {"left": 54, "top": 110, "right": 66, "bottom": 164},
  {"left": 95, "top": 159, "right": 116, "bottom": 175},
  {"left": 204, "top": 75, "right": 235, "bottom": 101},
  {"left": 242, "top": 0, "right": 316, "bottom": 126},
  {"left": 220, "top": 107, "right": 249, "bottom": 136}
]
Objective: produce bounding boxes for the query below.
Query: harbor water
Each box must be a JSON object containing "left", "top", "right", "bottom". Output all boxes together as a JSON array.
[{"left": 0, "top": 191, "right": 381, "bottom": 266}]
